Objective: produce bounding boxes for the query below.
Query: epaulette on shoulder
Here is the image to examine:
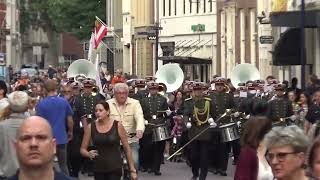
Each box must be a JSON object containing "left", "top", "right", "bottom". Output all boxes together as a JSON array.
[
  {"left": 204, "top": 97, "right": 212, "bottom": 101},
  {"left": 185, "top": 97, "right": 192, "bottom": 102}
]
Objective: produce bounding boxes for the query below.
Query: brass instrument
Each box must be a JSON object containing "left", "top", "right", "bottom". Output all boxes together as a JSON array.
[{"left": 230, "top": 63, "right": 261, "bottom": 88}]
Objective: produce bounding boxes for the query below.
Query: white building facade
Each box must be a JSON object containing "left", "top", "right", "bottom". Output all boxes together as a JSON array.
[{"left": 158, "top": 0, "right": 217, "bottom": 82}]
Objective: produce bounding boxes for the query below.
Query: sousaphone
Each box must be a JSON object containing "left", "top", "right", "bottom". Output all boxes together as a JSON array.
[
  {"left": 230, "top": 63, "right": 261, "bottom": 88},
  {"left": 155, "top": 63, "right": 184, "bottom": 93},
  {"left": 67, "top": 59, "right": 97, "bottom": 81}
]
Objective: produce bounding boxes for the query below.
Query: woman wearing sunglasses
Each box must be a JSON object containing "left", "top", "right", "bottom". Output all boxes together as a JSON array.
[{"left": 264, "top": 125, "right": 310, "bottom": 180}]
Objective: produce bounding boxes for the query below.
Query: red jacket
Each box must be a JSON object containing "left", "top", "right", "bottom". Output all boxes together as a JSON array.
[{"left": 234, "top": 146, "right": 258, "bottom": 180}]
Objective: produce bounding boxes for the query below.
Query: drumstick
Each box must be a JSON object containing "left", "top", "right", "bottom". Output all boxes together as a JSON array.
[{"left": 167, "top": 111, "right": 229, "bottom": 160}]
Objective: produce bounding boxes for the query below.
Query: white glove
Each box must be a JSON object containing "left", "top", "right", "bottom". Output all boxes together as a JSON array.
[
  {"left": 166, "top": 109, "right": 172, "bottom": 116},
  {"left": 234, "top": 112, "right": 240, "bottom": 118},
  {"left": 237, "top": 121, "right": 241, "bottom": 127},
  {"left": 186, "top": 122, "right": 192, "bottom": 129},
  {"left": 208, "top": 118, "right": 214, "bottom": 124},
  {"left": 210, "top": 122, "right": 217, "bottom": 128},
  {"left": 245, "top": 115, "right": 250, "bottom": 119},
  {"left": 290, "top": 115, "right": 297, "bottom": 121},
  {"left": 144, "top": 120, "right": 149, "bottom": 125}
]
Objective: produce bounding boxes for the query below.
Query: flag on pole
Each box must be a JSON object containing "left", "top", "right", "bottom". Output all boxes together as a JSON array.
[
  {"left": 94, "top": 17, "right": 108, "bottom": 49},
  {"left": 95, "top": 54, "right": 105, "bottom": 97},
  {"left": 88, "top": 33, "right": 95, "bottom": 61}
]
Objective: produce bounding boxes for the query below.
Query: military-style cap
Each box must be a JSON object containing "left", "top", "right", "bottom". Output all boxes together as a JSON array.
[
  {"left": 192, "top": 82, "right": 204, "bottom": 91},
  {"left": 254, "top": 80, "right": 265, "bottom": 84},
  {"left": 274, "top": 83, "right": 286, "bottom": 90},
  {"left": 82, "top": 78, "right": 95, "bottom": 87},
  {"left": 145, "top": 76, "right": 156, "bottom": 82},
  {"left": 214, "top": 77, "right": 226, "bottom": 85},
  {"left": 135, "top": 79, "right": 146, "bottom": 87},
  {"left": 71, "top": 81, "right": 83, "bottom": 89},
  {"left": 147, "top": 82, "right": 159, "bottom": 90},
  {"left": 238, "top": 82, "right": 246, "bottom": 87},
  {"left": 237, "top": 86, "right": 247, "bottom": 91},
  {"left": 246, "top": 83, "right": 255, "bottom": 90}
]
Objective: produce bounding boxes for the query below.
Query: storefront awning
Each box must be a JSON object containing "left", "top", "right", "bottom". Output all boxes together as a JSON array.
[
  {"left": 272, "top": 28, "right": 306, "bottom": 66},
  {"left": 270, "top": 10, "right": 320, "bottom": 27},
  {"left": 159, "top": 56, "right": 212, "bottom": 64}
]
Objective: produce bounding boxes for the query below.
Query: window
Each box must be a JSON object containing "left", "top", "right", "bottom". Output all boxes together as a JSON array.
[
  {"left": 209, "top": 0, "right": 213, "bottom": 12},
  {"left": 175, "top": 0, "right": 177, "bottom": 15},
  {"left": 190, "top": 0, "right": 192, "bottom": 13},
  {"left": 169, "top": 0, "right": 171, "bottom": 16},
  {"left": 163, "top": 0, "right": 166, "bottom": 16},
  {"left": 183, "top": 0, "right": 186, "bottom": 14},
  {"left": 203, "top": 0, "right": 206, "bottom": 13},
  {"left": 196, "top": 0, "right": 199, "bottom": 13}
]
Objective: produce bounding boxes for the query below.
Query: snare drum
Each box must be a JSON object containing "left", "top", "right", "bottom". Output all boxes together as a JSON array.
[
  {"left": 152, "top": 125, "right": 172, "bottom": 142},
  {"left": 219, "top": 123, "right": 240, "bottom": 142}
]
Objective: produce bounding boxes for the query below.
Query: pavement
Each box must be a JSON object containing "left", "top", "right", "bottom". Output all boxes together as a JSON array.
[{"left": 79, "top": 159, "right": 235, "bottom": 180}]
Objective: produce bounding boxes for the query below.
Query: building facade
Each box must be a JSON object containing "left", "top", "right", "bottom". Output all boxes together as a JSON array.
[
  {"left": 2, "top": 0, "right": 22, "bottom": 69},
  {"left": 258, "top": 0, "right": 320, "bottom": 87},
  {"left": 158, "top": 0, "right": 217, "bottom": 82},
  {"left": 217, "top": 0, "right": 259, "bottom": 78},
  {"left": 122, "top": 0, "right": 155, "bottom": 77}
]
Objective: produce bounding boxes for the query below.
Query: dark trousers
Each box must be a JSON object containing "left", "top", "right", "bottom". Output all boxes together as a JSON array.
[
  {"left": 67, "top": 136, "right": 83, "bottom": 177},
  {"left": 139, "top": 133, "right": 153, "bottom": 170},
  {"left": 152, "top": 140, "right": 166, "bottom": 172},
  {"left": 94, "top": 169, "right": 122, "bottom": 180},
  {"left": 230, "top": 139, "right": 241, "bottom": 163},
  {"left": 190, "top": 141, "right": 209, "bottom": 180},
  {"left": 214, "top": 142, "right": 229, "bottom": 171}
]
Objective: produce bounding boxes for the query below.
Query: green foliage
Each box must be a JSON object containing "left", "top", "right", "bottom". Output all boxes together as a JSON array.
[{"left": 20, "top": 0, "right": 106, "bottom": 40}]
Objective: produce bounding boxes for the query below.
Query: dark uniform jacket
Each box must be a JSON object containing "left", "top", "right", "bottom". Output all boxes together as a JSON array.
[
  {"left": 74, "top": 93, "right": 101, "bottom": 124},
  {"left": 140, "top": 94, "right": 168, "bottom": 134},
  {"left": 267, "top": 96, "right": 293, "bottom": 122},
  {"left": 183, "top": 96, "right": 217, "bottom": 141},
  {"left": 209, "top": 92, "right": 235, "bottom": 124}
]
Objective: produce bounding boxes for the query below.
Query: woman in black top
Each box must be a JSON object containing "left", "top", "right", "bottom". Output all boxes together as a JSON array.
[{"left": 80, "top": 101, "right": 137, "bottom": 180}]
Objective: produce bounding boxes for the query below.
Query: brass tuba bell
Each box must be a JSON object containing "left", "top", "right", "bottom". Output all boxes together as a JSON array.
[
  {"left": 230, "top": 63, "right": 261, "bottom": 88},
  {"left": 67, "top": 59, "right": 97, "bottom": 82},
  {"left": 155, "top": 63, "right": 184, "bottom": 93}
]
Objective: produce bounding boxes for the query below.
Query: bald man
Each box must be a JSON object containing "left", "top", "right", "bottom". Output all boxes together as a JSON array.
[{"left": 8, "top": 116, "right": 71, "bottom": 180}]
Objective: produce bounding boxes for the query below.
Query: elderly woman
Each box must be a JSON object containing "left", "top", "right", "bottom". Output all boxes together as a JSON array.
[{"left": 264, "top": 125, "right": 310, "bottom": 180}]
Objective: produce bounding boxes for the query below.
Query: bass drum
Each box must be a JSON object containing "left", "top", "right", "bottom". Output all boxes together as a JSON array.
[
  {"left": 152, "top": 124, "right": 172, "bottom": 142},
  {"left": 219, "top": 123, "right": 240, "bottom": 142}
]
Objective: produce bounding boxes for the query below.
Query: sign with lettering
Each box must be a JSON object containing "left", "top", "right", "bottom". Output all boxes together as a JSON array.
[
  {"left": 191, "top": 24, "right": 205, "bottom": 32},
  {"left": 260, "top": 36, "right": 274, "bottom": 44}
]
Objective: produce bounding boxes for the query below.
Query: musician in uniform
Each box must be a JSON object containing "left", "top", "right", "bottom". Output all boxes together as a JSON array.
[
  {"left": 209, "top": 78, "right": 234, "bottom": 176},
  {"left": 135, "top": 79, "right": 149, "bottom": 102},
  {"left": 140, "top": 82, "right": 169, "bottom": 175},
  {"left": 267, "top": 83, "right": 295, "bottom": 125},
  {"left": 183, "top": 82, "right": 217, "bottom": 180},
  {"left": 74, "top": 78, "right": 102, "bottom": 176}
]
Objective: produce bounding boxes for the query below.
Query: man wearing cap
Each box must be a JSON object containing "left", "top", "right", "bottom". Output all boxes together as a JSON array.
[
  {"left": 183, "top": 82, "right": 217, "bottom": 180},
  {"left": 208, "top": 77, "right": 234, "bottom": 176},
  {"left": 140, "top": 82, "right": 168, "bottom": 175},
  {"left": 135, "top": 79, "right": 149, "bottom": 102},
  {"left": 267, "top": 83, "right": 294, "bottom": 124},
  {"left": 73, "top": 78, "right": 101, "bottom": 176}
]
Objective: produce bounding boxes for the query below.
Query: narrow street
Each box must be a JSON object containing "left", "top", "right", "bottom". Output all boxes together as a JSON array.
[{"left": 79, "top": 159, "right": 235, "bottom": 180}]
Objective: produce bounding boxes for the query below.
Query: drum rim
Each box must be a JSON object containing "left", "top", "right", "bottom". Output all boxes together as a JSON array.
[{"left": 220, "top": 122, "right": 236, "bottom": 128}]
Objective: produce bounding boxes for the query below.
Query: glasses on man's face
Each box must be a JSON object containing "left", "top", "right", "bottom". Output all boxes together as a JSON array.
[
  {"left": 265, "top": 151, "right": 298, "bottom": 162},
  {"left": 63, "top": 91, "right": 72, "bottom": 93}
]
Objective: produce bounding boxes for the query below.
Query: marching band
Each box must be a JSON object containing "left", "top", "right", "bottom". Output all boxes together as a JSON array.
[{"left": 3, "top": 60, "right": 309, "bottom": 180}]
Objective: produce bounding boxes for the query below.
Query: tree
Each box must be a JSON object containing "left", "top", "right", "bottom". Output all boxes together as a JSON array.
[{"left": 20, "top": 0, "right": 106, "bottom": 40}]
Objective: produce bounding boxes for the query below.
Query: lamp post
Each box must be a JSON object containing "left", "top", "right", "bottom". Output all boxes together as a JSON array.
[{"left": 300, "top": 0, "right": 305, "bottom": 90}]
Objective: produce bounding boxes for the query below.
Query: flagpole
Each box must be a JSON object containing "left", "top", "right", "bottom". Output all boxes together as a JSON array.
[{"left": 95, "top": 16, "right": 120, "bottom": 39}]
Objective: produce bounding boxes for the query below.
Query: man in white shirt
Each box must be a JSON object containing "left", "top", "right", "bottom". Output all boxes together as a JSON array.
[{"left": 107, "top": 83, "right": 145, "bottom": 169}]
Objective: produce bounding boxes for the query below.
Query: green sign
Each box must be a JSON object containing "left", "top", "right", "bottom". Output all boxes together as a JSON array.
[{"left": 191, "top": 24, "right": 205, "bottom": 32}]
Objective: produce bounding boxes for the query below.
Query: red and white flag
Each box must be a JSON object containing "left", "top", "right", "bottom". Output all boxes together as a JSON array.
[{"left": 94, "top": 17, "right": 108, "bottom": 49}]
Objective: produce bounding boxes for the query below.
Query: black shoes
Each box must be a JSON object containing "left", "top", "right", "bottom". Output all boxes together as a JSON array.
[
  {"left": 219, "top": 171, "right": 227, "bottom": 176},
  {"left": 191, "top": 176, "right": 198, "bottom": 180},
  {"left": 154, "top": 171, "right": 162, "bottom": 176}
]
